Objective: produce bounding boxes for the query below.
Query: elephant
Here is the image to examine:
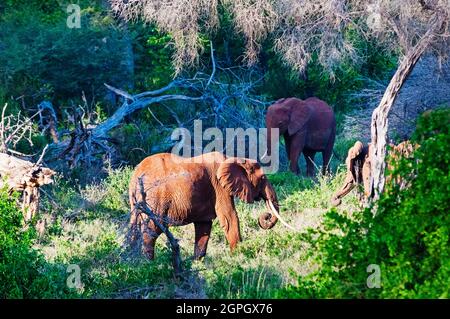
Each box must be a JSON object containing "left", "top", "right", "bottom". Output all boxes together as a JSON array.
[
  {"left": 330, "top": 141, "right": 371, "bottom": 206},
  {"left": 330, "top": 140, "right": 417, "bottom": 206},
  {"left": 265, "top": 97, "right": 336, "bottom": 176},
  {"left": 128, "top": 151, "right": 293, "bottom": 260}
]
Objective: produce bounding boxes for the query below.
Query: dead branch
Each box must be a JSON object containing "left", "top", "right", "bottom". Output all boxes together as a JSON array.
[
  {"left": 0, "top": 103, "right": 55, "bottom": 221},
  {"left": 134, "top": 175, "right": 182, "bottom": 277},
  {"left": 103, "top": 83, "right": 135, "bottom": 102},
  {"left": 0, "top": 147, "right": 55, "bottom": 222},
  {"left": 370, "top": 7, "right": 448, "bottom": 203},
  {"left": 45, "top": 47, "right": 268, "bottom": 170},
  {"left": 0, "top": 103, "right": 41, "bottom": 155},
  {"left": 206, "top": 41, "right": 216, "bottom": 88},
  {"left": 38, "top": 101, "right": 59, "bottom": 143}
]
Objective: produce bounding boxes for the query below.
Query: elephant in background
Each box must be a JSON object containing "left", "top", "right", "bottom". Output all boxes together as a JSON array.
[
  {"left": 331, "top": 140, "right": 417, "bottom": 206},
  {"left": 266, "top": 97, "right": 336, "bottom": 176},
  {"left": 129, "top": 152, "right": 292, "bottom": 260}
]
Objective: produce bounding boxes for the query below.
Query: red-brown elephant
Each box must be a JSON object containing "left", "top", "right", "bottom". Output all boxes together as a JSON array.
[
  {"left": 266, "top": 97, "right": 336, "bottom": 176},
  {"left": 129, "top": 152, "right": 293, "bottom": 260}
]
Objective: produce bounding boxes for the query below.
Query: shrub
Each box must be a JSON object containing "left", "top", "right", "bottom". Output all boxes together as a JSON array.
[
  {"left": 278, "top": 108, "right": 450, "bottom": 298},
  {"left": 0, "top": 2, "right": 131, "bottom": 107},
  {"left": 0, "top": 187, "right": 74, "bottom": 298}
]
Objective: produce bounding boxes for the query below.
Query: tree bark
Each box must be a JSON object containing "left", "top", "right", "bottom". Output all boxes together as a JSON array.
[
  {"left": 0, "top": 152, "right": 55, "bottom": 221},
  {"left": 369, "top": 11, "right": 447, "bottom": 203}
]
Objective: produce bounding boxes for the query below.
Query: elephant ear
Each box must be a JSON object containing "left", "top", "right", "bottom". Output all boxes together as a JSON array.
[
  {"left": 346, "top": 141, "right": 364, "bottom": 181},
  {"left": 287, "top": 101, "right": 312, "bottom": 136},
  {"left": 217, "top": 158, "right": 254, "bottom": 203}
]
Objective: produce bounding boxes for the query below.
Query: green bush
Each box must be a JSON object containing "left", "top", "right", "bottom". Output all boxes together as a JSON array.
[
  {"left": 0, "top": 187, "right": 74, "bottom": 298},
  {"left": 278, "top": 108, "right": 450, "bottom": 298},
  {"left": 0, "top": 1, "right": 131, "bottom": 108}
]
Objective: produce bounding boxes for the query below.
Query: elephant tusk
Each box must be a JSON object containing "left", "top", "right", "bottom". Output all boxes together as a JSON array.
[
  {"left": 260, "top": 149, "right": 268, "bottom": 160},
  {"left": 268, "top": 199, "right": 299, "bottom": 232}
]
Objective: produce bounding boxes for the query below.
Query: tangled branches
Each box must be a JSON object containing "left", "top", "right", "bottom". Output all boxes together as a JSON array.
[
  {"left": 109, "top": 0, "right": 450, "bottom": 79},
  {"left": 45, "top": 42, "right": 268, "bottom": 170},
  {"left": 0, "top": 103, "right": 55, "bottom": 222}
]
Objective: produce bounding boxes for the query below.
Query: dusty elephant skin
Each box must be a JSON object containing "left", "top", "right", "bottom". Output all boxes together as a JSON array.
[
  {"left": 266, "top": 97, "right": 336, "bottom": 176},
  {"left": 128, "top": 151, "right": 287, "bottom": 260},
  {"left": 331, "top": 140, "right": 417, "bottom": 206}
]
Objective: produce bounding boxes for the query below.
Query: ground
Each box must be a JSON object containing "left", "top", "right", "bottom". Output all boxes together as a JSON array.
[{"left": 36, "top": 160, "right": 359, "bottom": 299}]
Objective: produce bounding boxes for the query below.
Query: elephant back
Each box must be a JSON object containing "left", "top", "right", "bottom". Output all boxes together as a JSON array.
[{"left": 129, "top": 153, "right": 217, "bottom": 225}]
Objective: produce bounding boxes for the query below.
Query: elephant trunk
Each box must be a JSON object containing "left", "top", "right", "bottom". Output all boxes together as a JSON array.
[
  {"left": 258, "top": 182, "right": 298, "bottom": 231},
  {"left": 258, "top": 199, "right": 279, "bottom": 229},
  {"left": 258, "top": 182, "right": 278, "bottom": 229}
]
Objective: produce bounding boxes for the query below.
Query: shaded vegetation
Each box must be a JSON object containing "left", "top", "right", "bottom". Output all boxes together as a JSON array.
[{"left": 277, "top": 108, "right": 450, "bottom": 298}]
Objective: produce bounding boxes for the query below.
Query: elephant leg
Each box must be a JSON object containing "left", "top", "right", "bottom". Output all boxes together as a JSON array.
[
  {"left": 303, "top": 150, "right": 316, "bottom": 177},
  {"left": 218, "top": 211, "right": 242, "bottom": 252},
  {"left": 194, "top": 221, "right": 212, "bottom": 260},
  {"left": 288, "top": 131, "right": 306, "bottom": 175},
  {"left": 141, "top": 219, "right": 162, "bottom": 260}
]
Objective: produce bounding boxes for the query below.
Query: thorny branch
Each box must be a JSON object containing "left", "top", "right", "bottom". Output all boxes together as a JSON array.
[{"left": 134, "top": 175, "right": 183, "bottom": 277}]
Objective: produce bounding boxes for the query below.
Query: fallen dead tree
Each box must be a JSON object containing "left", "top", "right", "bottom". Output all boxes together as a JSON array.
[
  {"left": 45, "top": 43, "right": 269, "bottom": 170},
  {"left": 0, "top": 103, "right": 55, "bottom": 221},
  {"left": 0, "top": 149, "right": 55, "bottom": 221}
]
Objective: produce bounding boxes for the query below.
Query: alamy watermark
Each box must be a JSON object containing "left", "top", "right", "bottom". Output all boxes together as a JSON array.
[
  {"left": 66, "top": 264, "right": 83, "bottom": 290},
  {"left": 170, "top": 120, "right": 280, "bottom": 173},
  {"left": 66, "top": 4, "right": 81, "bottom": 29},
  {"left": 367, "top": 264, "right": 381, "bottom": 288}
]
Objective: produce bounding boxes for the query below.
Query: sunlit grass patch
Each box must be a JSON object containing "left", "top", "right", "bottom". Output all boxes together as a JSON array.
[{"left": 36, "top": 165, "right": 360, "bottom": 298}]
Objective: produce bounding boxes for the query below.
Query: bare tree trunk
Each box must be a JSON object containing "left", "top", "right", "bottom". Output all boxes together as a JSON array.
[{"left": 370, "top": 11, "right": 447, "bottom": 203}]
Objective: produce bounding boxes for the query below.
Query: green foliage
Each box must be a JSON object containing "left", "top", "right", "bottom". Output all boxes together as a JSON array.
[
  {"left": 278, "top": 108, "right": 450, "bottom": 298},
  {"left": 0, "top": 1, "right": 130, "bottom": 108},
  {"left": 0, "top": 187, "right": 75, "bottom": 298},
  {"left": 0, "top": 187, "right": 40, "bottom": 298},
  {"left": 133, "top": 25, "right": 175, "bottom": 91}
]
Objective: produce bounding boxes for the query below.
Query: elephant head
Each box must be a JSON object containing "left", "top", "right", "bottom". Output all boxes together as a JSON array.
[
  {"left": 216, "top": 157, "right": 294, "bottom": 230},
  {"left": 331, "top": 141, "right": 371, "bottom": 206},
  {"left": 265, "top": 98, "right": 311, "bottom": 156},
  {"left": 346, "top": 141, "right": 365, "bottom": 184}
]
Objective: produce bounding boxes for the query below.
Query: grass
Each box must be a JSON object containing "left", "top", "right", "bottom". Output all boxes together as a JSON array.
[{"left": 35, "top": 161, "right": 360, "bottom": 299}]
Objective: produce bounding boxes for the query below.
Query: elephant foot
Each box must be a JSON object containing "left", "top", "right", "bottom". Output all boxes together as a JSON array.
[
  {"left": 192, "top": 254, "right": 206, "bottom": 262},
  {"left": 331, "top": 197, "right": 342, "bottom": 207},
  {"left": 193, "top": 248, "right": 207, "bottom": 261}
]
